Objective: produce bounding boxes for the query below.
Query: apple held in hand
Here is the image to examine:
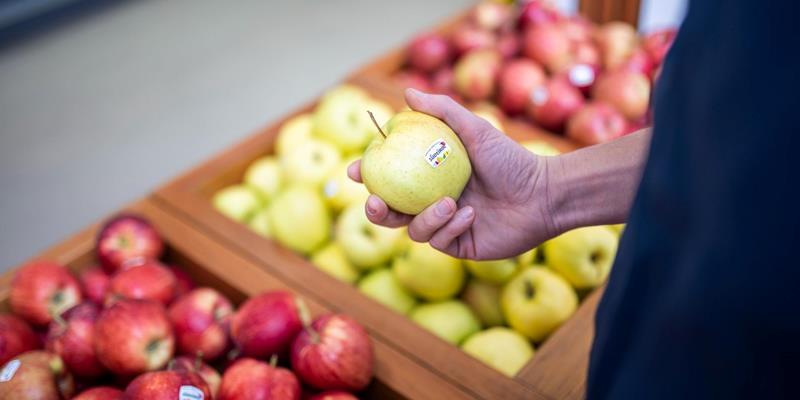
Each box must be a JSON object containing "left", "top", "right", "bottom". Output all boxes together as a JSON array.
[
  {"left": 544, "top": 226, "right": 619, "bottom": 289},
  {"left": 361, "top": 110, "right": 472, "bottom": 215},
  {"left": 566, "top": 102, "right": 628, "bottom": 145},
  {"left": 212, "top": 185, "right": 264, "bottom": 223},
  {"left": 392, "top": 241, "right": 464, "bottom": 301},
  {"left": 461, "top": 279, "right": 505, "bottom": 327},
  {"left": 230, "top": 291, "right": 303, "bottom": 358},
  {"left": 461, "top": 327, "right": 534, "bottom": 377},
  {"left": 0, "top": 314, "right": 39, "bottom": 367},
  {"left": 291, "top": 314, "right": 373, "bottom": 392},
  {"left": 171, "top": 355, "right": 222, "bottom": 398},
  {"left": 168, "top": 287, "right": 234, "bottom": 361},
  {"left": 310, "top": 243, "right": 360, "bottom": 284},
  {"left": 0, "top": 351, "right": 74, "bottom": 400},
  {"left": 498, "top": 58, "right": 546, "bottom": 115},
  {"left": 218, "top": 357, "right": 300, "bottom": 400},
  {"left": 10, "top": 261, "right": 82, "bottom": 326},
  {"left": 107, "top": 261, "right": 177, "bottom": 306},
  {"left": 94, "top": 299, "right": 175, "bottom": 376},
  {"left": 267, "top": 186, "right": 331, "bottom": 255},
  {"left": 124, "top": 369, "right": 211, "bottom": 400},
  {"left": 407, "top": 33, "right": 451, "bottom": 73},
  {"left": 358, "top": 269, "right": 417, "bottom": 314},
  {"left": 593, "top": 70, "right": 652, "bottom": 120},
  {"left": 96, "top": 214, "right": 164, "bottom": 273},
  {"left": 78, "top": 267, "right": 111, "bottom": 305},
  {"left": 501, "top": 268, "right": 577, "bottom": 341},
  {"left": 244, "top": 156, "right": 283, "bottom": 202},
  {"left": 336, "top": 204, "right": 406, "bottom": 269},
  {"left": 453, "top": 49, "right": 502, "bottom": 101},
  {"left": 464, "top": 258, "right": 518, "bottom": 285},
  {"left": 45, "top": 302, "right": 106, "bottom": 378},
  {"left": 527, "top": 78, "right": 585, "bottom": 132},
  {"left": 72, "top": 386, "right": 123, "bottom": 400},
  {"left": 410, "top": 300, "right": 481, "bottom": 345}
]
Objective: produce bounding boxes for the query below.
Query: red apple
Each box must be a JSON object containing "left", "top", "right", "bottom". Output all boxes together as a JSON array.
[
  {"left": 107, "top": 261, "right": 177, "bottom": 306},
  {"left": 291, "top": 314, "right": 373, "bottom": 392},
  {"left": 558, "top": 17, "right": 593, "bottom": 44},
  {"left": 594, "top": 21, "right": 638, "bottom": 70},
  {"left": 218, "top": 357, "right": 300, "bottom": 400},
  {"left": 453, "top": 49, "right": 502, "bottom": 101},
  {"left": 73, "top": 386, "right": 124, "bottom": 400},
  {"left": 450, "top": 24, "right": 495, "bottom": 55},
  {"left": 618, "top": 47, "right": 656, "bottom": 78},
  {"left": 94, "top": 299, "right": 174, "bottom": 376},
  {"left": 45, "top": 302, "right": 105, "bottom": 378},
  {"left": 527, "top": 78, "right": 585, "bottom": 132},
  {"left": 168, "top": 287, "right": 233, "bottom": 361},
  {"left": 0, "top": 314, "right": 39, "bottom": 366},
  {"left": 430, "top": 67, "right": 454, "bottom": 94},
  {"left": 593, "top": 70, "right": 651, "bottom": 120},
  {"left": 559, "top": 63, "right": 600, "bottom": 96},
  {"left": 171, "top": 355, "right": 221, "bottom": 398},
  {"left": 96, "top": 214, "right": 164, "bottom": 274},
  {"left": 518, "top": 0, "right": 560, "bottom": 30},
  {"left": 394, "top": 70, "right": 432, "bottom": 92},
  {"left": 0, "top": 350, "right": 74, "bottom": 399},
  {"left": 522, "top": 23, "right": 573, "bottom": 72},
  {"left": 124, "top": 369, "right": 211, "bottom": 400},
  {"left": 168, "top": 264, "right": 195, "bottom": 299},
  {"left": 308, "top": 391, "right": 358, "bottom": 400},
  {"left": 497, "top": 58, "right": 546, "bottom": 115},
  {"left": 566, "top": 102, "right": 628, "bottom": 145},
  {"left": 496, "top": 29, "right": 521, "bottom": 59},
  {"left": 78, "top": 267, "right": 111, "bottom": 305},
  {"left": 230, "top": 291, "right": 303, "bottom": 358},
  {"left": 643, "top": 28, "right": 677, "bottom": 66},
  {"left": 572, "top": 41, "right": 601, "bottom": 69},
  {"left": 10, "top": 261, "right": 82, "bottom": 326},
  {"left": 471, "top": 1, "right": 512, "bottom": 31},
  {"left": 406, "top": 33, "right": 451, "bottom": 73}
]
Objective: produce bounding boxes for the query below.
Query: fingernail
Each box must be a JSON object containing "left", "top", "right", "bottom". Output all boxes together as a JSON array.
[
  {"left": 435, "top": 199, "right": 454, "bottom": 217},
  {"left": 461, "top": 206, "right": 474, "bottom": 220},
  {"left": 407, "top": 88, "right": 421, "bottom": 96}
]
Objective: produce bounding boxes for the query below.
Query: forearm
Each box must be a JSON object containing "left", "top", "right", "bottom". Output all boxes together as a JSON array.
[{"left": 546, "top": 129, "right": 652, "bottom": 233}]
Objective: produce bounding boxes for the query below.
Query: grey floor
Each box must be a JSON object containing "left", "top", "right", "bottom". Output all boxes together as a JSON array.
[{"left": 0, "top": 0, "right": 472, "bottom": 270}]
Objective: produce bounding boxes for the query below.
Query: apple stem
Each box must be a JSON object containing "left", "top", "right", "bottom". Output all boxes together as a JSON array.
[
  {"left": 194, "top": 351, "right": 203, "bottom": 371},
  {"left": 227, "top": 347, "right": 241, "bottom": 361},
  {"left": 294, "top": 297, "right": 321, "bottom": 344},
  {"left": 166, "top": 359, "right": 176, "bottom": 371},
  {"left": 52, "top": 313, "right": 67, "bottom": 329},
  {"left": 269, "top": 354, "right": 278, "bottom": 368},
  {"left": 368, "top": 111, "right": 386, "bottom": 138}
]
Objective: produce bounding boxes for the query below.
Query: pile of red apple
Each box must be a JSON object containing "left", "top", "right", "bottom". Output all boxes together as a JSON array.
[
  {"left": 397, "top": 0, "right": 677, "bottom": 145},
  {"left": 0, "top": 215, "right": 373, "bottom": 399}
]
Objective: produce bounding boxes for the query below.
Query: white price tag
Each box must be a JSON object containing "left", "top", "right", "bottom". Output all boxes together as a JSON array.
[
  {"left": 179, "top": 385, "right": 204, "bottom": 400},
  {"left": 0, "top": 360, "right": 20, "bottom": 382}
]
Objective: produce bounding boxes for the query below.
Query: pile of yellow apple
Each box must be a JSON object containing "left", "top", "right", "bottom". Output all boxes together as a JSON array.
[{"left": 213, "top": 84, "right": 622, "bottom": 378}]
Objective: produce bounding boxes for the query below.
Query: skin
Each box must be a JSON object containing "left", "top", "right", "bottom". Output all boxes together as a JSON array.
[{"left": 349, "top": 88, "right": 650, "bottom": 260}]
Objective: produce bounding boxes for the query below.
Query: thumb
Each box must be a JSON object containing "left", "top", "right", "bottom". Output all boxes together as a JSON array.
[{"left": 404, "top": 89, "right": 495, "bottom": 146}]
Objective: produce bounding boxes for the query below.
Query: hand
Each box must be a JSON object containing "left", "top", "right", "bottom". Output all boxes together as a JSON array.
[{"left": 348, "top": 89, "right": 560, "bottom": 260}]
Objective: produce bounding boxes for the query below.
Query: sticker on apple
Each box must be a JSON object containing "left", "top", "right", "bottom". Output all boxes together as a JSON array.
[
  {"left": 0, "top": 359, "right": 20, "bottom": 382},
  {"left": 179, "top": 385, "right": 204, "bottom": 400},
  {"left": 425, "top": 138, "right": 451, "bottom": 168}
]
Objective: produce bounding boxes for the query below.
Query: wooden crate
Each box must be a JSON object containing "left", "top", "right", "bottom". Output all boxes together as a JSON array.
[
  {"left": 2, "top": 197, "right": 488, "bottom": 400},
  {"left": 154, "top": 82, "right": 599, "bottom": 400}
]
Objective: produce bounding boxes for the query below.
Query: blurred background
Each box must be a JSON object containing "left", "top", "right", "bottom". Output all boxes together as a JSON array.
[{"left": 0, "top": 0, "right": 686, "bottom": 270}]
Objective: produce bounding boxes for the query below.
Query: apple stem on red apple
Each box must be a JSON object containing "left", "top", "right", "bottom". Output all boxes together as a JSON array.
[
  {"left": 52, "top": 313, "right": 67, "bottom": 329},
  {"left": 194, "top": 351, "right": 203, "bottom": 370},
  {"left": 167, "top": 358, "right": 176, "bottom": 371},
  {"left": 368, "top": 111, "right": 387, "bottom": 138},
  {"left": 227, "top": 347, "right": 241, "bottom": 361},
  {"left": 269, "top": 354, "right": 278, "bottom": 367}
]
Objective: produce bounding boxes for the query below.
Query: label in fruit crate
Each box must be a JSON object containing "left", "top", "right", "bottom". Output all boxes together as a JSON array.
[
  {"left": 424, "top": 138, "right": 451, "bottom": 168},
  {"left": 0, "top": 359, "right": 20, "bottom": 382},
  {"left": 179, "top": 385, "right": 204, "bottom": 400}
]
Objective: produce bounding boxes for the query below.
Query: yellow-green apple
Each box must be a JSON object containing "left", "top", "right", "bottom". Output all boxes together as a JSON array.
[
  {"left": 10, "top": 261, "right": 82, "bottom": 326},
  {"left": 501, "top": 268, "right": 577, "bottom": 341},
  {"left": 453, "top": 49, "right": 502, "bottom": 101},
  {"left": 527, "top": 77, "right": 585, "bottom": 132},
  {"left": 247, "top": 208, "right": 271, "bottom": 238},
  {"left": 309, "top": 391, "right": 358, "bottom": 400},
  {"left": 123, "top": 369, "right": 211, "bottom": 400},
  {"left": 212, "top": 185, "right": 263, "bottom": 223},
  {"left": 73, "top": 386, "right": 123, "bottom": 400},
  {"left": 520, "top": 140, "right": 560, "bottom": 156},
  {"left": 0, "top": 351, "right": 74, "bottom": 399},
  {"left": 357, "top": 269, "right": 416, "bottom": 314},
  {"left": 409, "top": 300, "right": 481, "bottom": 345},
  {"left": 312, "top": 85, "right": 376, "bottom": 154},
  {"left": 310, "top": 243, "right": 360, "bottom": 284},
  {"left": 392, "top": 241, "right": 464, "bottom": 301},
  {"left": 461, "top": 279, "right": 505, "bottom": 327},
  {"left": 593, "top": 70, "right": 651, "bottom": 120},
  {"left": 609, "top": 224, "right": 625, "bottom": 235},
  {"left": 218, "top": 357, "right": 301, "bottom": 400},
  {"left": 523, "top": 24, "right": 573, "bottom": 73},
  {"left": 94, "top": 299, "right": 175, "bottom": 376},
  {"left": 96, "top": 214, "right": 165, "bottom": 273},
  {"left": 323, "top": 157, "right": 370, "bottom": 212},
  {"left": 498, "top": 58, "right": 546, "bottom": 115},
  {"left": 244, "top": 156, "right": 283, "bottom": 201},
  {"left": 230, "top": 291, "right": 303, "bottom": 358},
  {"left": 78, "top": 267, "right": 111, "bottom": 305},
  {"left": 461, "top": 327, "right": 534, "bottom": 377},
  {"left": 280, "top": 138, "right": 341, "bottom": 187},
  {"left": 45, "top": 302, "right": 105, "bottom": 378},
  {"left": 0, "top": 314, "right": 39, "bottom": 366},
  {"left": 464, "top": 258, "right": 518, "bottom": 284},
  {"left": 336, "top": 204, "right": 405, "bottom": 269},
  {"left": 290, "top": 314, "right": 373, "bottom": 391},
  {"left": 107, "top": 261, "right": 177, "bottom": 306},
  {"left": 361, "top": 110, "right": 472, "bottom": 215},
  {"left": 643, "top": 28, "right": 677, "bottom": 66},
  {"left": 450, "top": 23, "right": 495, "bottom": 56},
  {"left": 170, "top": 355, "right": 222, "bottom": 398},
  {"left": 267, "top": 186, "right": 331, "bottom": 254},
  {"left": 566, "top": 102, "right": 628, "bottom": 146},
  {"left": 168, "top": 287, "right": 233, "bottom": 361},
  {"left": 545, "top": 225, "right": 618, "bottom": 288},
  {"left": 517, "top": 247, "right": 540, "bottom": 268},
  {"left": 276, "top": 113, "right": 314, "bottom": 157},
  {"left": 407, "top": 33, "right": 451, "bottom": 73},
  {"left": 594, "top": 21, "right": 638, "bottom": 70}
]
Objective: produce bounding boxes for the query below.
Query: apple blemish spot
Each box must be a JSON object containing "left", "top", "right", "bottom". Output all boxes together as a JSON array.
[
  {"left": 179, "top": 384, "right": 204, "bottom": 400},
  {"left": 425, "top": 138, "right": 452, "bottom": 168},
  {"left": 0, "top": 359, "right": 20, "bottom": 382}
]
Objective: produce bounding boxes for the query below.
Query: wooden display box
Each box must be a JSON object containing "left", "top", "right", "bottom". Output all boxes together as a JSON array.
[
  {"left": 155, "top": 83, "right": 600, "bottom": 399},
  {"left": 1, "top": 198, "right": 484, "bottom": 400}
]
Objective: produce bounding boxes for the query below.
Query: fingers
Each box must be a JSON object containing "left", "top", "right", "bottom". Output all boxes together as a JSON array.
[
  {"left": 404, "top": 88, "right": 494, "bottom": 145},
  {"left": 365, "top": 195, "right": 412, "bottom": 228},
  {"left": 407, "top": 197, "right": 457, "bottom": 243},
  {"left": 429, "top": 206, "right": 475, "bottom": 252},
  {"left": 347, "top": 160, "right": 362, "bottom": 183}
]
